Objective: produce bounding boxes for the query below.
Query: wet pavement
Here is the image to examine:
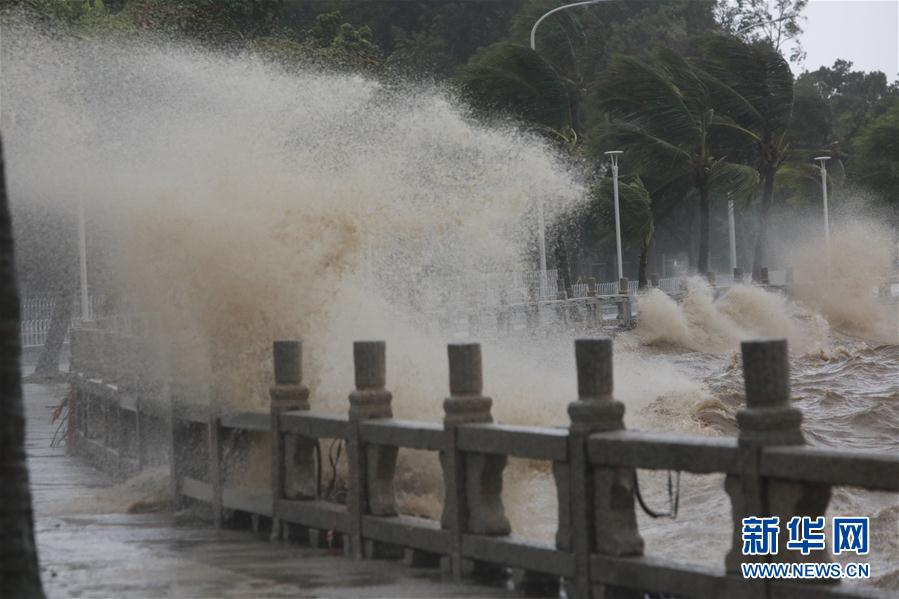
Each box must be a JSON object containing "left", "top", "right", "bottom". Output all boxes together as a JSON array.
[{"left": 25, "top": 381, "right": 513, "bottom": 598}]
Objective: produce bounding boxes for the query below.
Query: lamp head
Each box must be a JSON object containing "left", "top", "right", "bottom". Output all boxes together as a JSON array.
[{"left": 604, "top": 149, "right": 623, "bottom": 166}]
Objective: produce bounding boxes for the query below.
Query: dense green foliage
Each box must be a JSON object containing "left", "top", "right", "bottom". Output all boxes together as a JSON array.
[
  {"left": 594, "top": 48, "right": 757, "bottom": 274},
  {"left": 850, "top": 102, "right": 899, "bottom": 208}
]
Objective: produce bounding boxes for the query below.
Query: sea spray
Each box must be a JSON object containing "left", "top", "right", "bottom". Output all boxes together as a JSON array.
[
  {"left": 789, "top": 221, "right": 896, "bottom": 342},
  {"left": 634, "top": 278, "right": 829, "bottom": 353},
  {"left": 1, "top": 24, "right": 584, "bottom": 416}
]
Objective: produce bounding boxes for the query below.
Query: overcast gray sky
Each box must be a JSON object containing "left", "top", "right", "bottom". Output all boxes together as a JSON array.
[{"left": 798, "top": 0, "right": 898, "bottom": 78}]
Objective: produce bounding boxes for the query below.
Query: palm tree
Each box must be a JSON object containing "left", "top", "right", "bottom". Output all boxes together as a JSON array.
[
  {"left": 596, "top": 49, "right": 757, "bottom": 273},
  {"left": 456, "top": 42, "right": 580, "bottom": 294},
  {"left": 588, "top": 175, "right": 655, "bottom": 288},
  {"left": 697, "top": 35, "right": 795, "bottom": 279},
  {"left": 456, "top": 42, "right": 576, "bottom": 144},
  {"left": 0, "top": 135, "right": 45, "bottom": 597}
]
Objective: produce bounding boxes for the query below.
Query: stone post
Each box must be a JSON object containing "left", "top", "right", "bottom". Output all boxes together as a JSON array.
[
  {"left": 440, "top": 344, "right": 510, "bottom": 579},
  {"left": 347, "top": 341, "right": 398, "bottom": 558},
  {"left": 786, "top": 266, "right": 794, "bottom": 286},
  {"left": 760, "top": 267, "right": 770, "bottom": 286},
  {"left": 269, "top": 340, "right": 314, "bottom": 539},
  {"left": 616, "top": 278, "right": 631, "bottom": 325},
  {"left": 650, "top": 273, "right": 660, "bottom": 288},
  {"left": 707, "top": 271, "right": 717, "bottom": 287},
  {"left": 733, "top": 267, "right": 743, "bottom": 283},
  {"left": 725, "top": 339, "right": 833, "bottom": 580},
  {"left": 557, "top": 338, "right": 643, "bottom": 598}
]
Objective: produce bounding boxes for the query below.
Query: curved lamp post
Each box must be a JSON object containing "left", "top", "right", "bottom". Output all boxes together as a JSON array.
[
  {"left": 530, "top": 0, "right": 608, "bottom": 297},
  {"left": 530, "top": 0, "right": 607, "bottom": 52}
]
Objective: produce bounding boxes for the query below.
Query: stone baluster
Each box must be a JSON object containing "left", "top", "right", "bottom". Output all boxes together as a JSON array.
[
  {"left": 269, "top": 341, "right": 314, "bottom": 539},
  {"left": 725, "top": 339, "right": 833, "bottom": 581},
  {"left": 440, "top": 343, "right": 510, "bottom": 579},
  {"left": 347, "top": 341, "right": 399, "bottom": 558},
  {"left": 557, "top": 338, "right": 644, "bottom": 599}
]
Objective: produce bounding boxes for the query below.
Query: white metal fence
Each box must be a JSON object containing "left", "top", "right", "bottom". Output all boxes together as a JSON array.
[
  {"left": 422, "top": 268, "right": 788, "bottom": 312},
  {"left": 20, "top": 295, "right": 100, "bottom": 348}
]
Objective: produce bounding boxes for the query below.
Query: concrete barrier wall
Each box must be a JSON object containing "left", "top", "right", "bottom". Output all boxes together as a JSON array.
[{"left": 66, "top": 324, "right": 896, "bottom": 599}]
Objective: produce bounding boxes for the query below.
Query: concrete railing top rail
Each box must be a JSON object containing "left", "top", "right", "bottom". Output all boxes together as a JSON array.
[{"left": 66, "top": 325, "right": 897, "bottom": 599}]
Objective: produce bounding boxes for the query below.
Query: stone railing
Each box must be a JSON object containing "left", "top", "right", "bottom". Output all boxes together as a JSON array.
[{"left": 66, "top": 325, "right": 897, "bottom": 599}]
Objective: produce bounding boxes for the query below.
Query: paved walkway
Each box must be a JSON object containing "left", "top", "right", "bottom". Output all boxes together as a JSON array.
[{"left": 25, "top": 381, "right": 514, "bottom": 598}]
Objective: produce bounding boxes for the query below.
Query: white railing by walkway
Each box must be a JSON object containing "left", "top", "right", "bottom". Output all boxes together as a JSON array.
[{"left": 20, "top": 294, "right": 101, "bottom": 348}]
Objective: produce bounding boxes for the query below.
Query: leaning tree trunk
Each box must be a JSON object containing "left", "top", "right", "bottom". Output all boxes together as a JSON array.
[
  {"left": 0, "top": 138, "right": 45, "bottom": 597},
  {"left": 751, "top": 164, "right": 776, "bottom": 282},
  {"left": 553, "top": 228, "right": 573, "bottom": 299},
  {"left": 32, "top": 284, "right": 73, "bottom": 379},
  {"left": 637, "top": 239, "right": 649, "bottom": 289},
  {"left": 697, "top": 180, "right": 710, "bottom": 274}
]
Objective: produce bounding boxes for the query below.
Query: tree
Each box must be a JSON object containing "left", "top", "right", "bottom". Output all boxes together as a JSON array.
[
  {"left": 698, "top": 35, "right": 794, "bottom": 278},
  {"left": 250, "top": 11, "right": 382, "bottom": 72},
  {"left": 850, "top": 101, "right": 899, "bottom": 209},
  {"left": 588, "top": 175, "right": 654, "bottom": 288},
  {"left": 508, "top": 0, "right": 721, "bottom": 138},
  {"left": 456, "top": 43, "right": 574, "bottom": 143},
  {"left": 456, "top": 43, "right": 577, "bottom": 287},
  {"left": 383, "top": 1, "right": 522, "bottom": 78},
  {"left": 595, "top": 49, "right": 757, "bottom": 273},
  {"left": 787, "top": 76, "right": 832, "bottom": 151},
  {"left": 717, "top": 0, "right": 808, "bottom": 62},
  {"left": 0, "top": 135, "right": 45, "bottom": 597},
  {"left": 797, "top": 60, "right": 899, "bottom": 150}
]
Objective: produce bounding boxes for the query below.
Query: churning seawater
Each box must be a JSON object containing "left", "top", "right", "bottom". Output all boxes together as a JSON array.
[{"left": 3, "top": 17, "right": 897, "bottom": 592}]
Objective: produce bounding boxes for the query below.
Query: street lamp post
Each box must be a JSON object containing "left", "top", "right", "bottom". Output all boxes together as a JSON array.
[
  {"left": 728, "top": 199, "right": 737, "bottom": 274},
  {"left": 530, "top": 0, "right": 606, "bottom": 51},
  {"left": 77, "top": 202, "right": 89, "bottom": 321},
  {"left": 814, "top": 156, "right": 832, "bottom": 252},
  {"left": 530, "top": 0, "right": 607, "bottom": 298},
  {"left": 536, "top": 197, "right": 547, "bottom": 299},
  {"left": 605, "top": 150, "right": 624, "bottom": 281}
]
